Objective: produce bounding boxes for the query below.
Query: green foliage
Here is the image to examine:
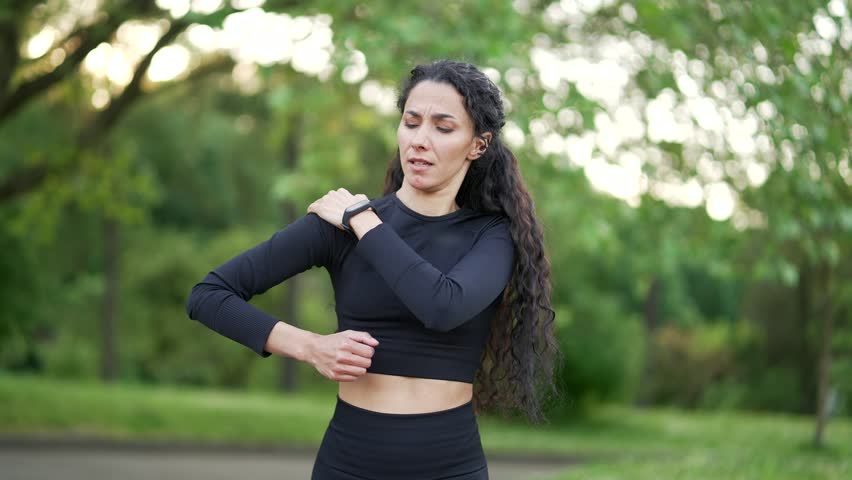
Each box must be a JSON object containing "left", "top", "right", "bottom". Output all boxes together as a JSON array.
[
  {"left": 40, "top": 331, "right": 100, "bottom": 379},
  {"left": 640, "top": 321, "right": 756, "bottom": 409},
  {"left": 552, "top": 300, "right": 645, "bottom": 411},
  {"left": 118, "top": 223, "right": 336, "bottom": 387},
  {"left": 0, "top": 228, "right": 41, "bottom": 342}
]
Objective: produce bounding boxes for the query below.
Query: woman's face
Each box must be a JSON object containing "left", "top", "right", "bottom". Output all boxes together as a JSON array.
[{"left": 397, "top": 81, "right": 485, "bottom": 194}]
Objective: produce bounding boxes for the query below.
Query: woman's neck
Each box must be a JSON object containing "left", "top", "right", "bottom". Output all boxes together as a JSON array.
[{"left": 395, "top": 185, "right": 460, "bottom": 217}]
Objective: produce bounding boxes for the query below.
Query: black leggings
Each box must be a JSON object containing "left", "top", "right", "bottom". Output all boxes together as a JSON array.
[{"left": 311, "top": 396, "right": 489, "bottom": 479}]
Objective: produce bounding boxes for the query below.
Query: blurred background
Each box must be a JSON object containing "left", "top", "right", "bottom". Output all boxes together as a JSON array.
[{"left": 0, "top": 0, "right": 850, "bottom": 479}]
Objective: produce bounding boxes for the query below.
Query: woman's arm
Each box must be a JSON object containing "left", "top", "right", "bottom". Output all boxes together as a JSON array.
[
  {"left": 351, "top": 213, "right": 515, "bottom": 332},
  {"left": 306, "top": 187, "right": 514, "bottom": 333},
  {"left": 185, "top": 213, "right": 336, "bottom": 356},
  {"left": 186, "top": 211, "right": 379, "bottom": 381}
]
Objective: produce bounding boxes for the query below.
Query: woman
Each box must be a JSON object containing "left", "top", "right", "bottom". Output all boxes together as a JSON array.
[{"left": 186, "top": 60, "right": 559, "bottom": 479}]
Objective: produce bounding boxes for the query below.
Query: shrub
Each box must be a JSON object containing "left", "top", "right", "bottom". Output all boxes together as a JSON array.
[{"left": 549, "top": 295, "right": 645, "bottom": 416}]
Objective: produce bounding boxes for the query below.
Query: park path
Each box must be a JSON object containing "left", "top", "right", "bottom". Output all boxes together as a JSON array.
[{"left": 0, "top": 439, "right": 576, "bottom": 480}]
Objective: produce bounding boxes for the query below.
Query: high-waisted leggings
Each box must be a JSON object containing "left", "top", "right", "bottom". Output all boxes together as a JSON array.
[{"left": 311, "top": 396, "right": 489, "bottom": 479}]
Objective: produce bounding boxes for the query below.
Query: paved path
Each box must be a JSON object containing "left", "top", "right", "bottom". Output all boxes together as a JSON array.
[{"left": 0, "top": 441, "right": 574, "bottom": 480}]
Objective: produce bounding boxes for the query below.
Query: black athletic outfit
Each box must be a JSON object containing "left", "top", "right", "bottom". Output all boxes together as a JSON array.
[{"left": 186, "top": 191, "right": 515, "bottom": 479}]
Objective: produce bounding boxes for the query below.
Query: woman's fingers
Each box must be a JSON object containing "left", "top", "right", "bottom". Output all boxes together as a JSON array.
[
  {"left": 311, "top": 330, "right": 377, "bottom": 382},
  {"left": 334, "top": 363, "right": 368, "bottom": 377},
  {"left": 338, "top": 351, "right": 371, "bottom": 369},
  {"left": 305, "top": 188, "right": 366, "bottom": 228},
  {"left": 324, "top": 361, "right": 367, "bottom": 382},
  {"left": 348, "top": 343, "right": 375, "bottom": 360},
  {"left": 345, "top": 330, "right": 379, "bottom": 347},
  {"left": 345, "top": 340, "right": 375, "bottom": 360}
]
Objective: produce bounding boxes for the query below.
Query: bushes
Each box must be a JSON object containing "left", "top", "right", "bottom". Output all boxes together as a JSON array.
[
  {"left": 0, "top": 222, "right": 337, "bottom": 391},
  {"left": 118, "top": 224, "right": 335, "bottom": 388},
  {"left": 640, "top": 323, "right": 745, "bottom": 408},
  {"left": 549, "top": 296, "right": 645, "bottom": 415},
  {"left": 636, "top": 320, "right": 824, "bottom": 413}
]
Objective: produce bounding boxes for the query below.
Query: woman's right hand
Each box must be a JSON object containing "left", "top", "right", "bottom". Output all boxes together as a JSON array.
[{"left": 308, "top": 330, "right": 379, "bottom": 382}]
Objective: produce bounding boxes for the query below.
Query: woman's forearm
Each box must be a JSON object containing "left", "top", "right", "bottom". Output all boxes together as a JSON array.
[
  {"left": 349, "top": 210, "right": 383, "bottom": 239},
  {"left": 186, "top": 213, "right": 338, "bottom": 357},
  {"left": 351, "top": 216, "right": 514, "bottom": 332},
  {"left": 264, "top": 321, "right": 319, "bottom": 362}
]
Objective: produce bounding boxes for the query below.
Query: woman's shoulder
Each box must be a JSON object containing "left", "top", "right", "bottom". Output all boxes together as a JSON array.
[
  {"left": 370, "top": 191, "right": 507, "bottom": 226},
  {"left": 368, "top": 192, "right": 396, "bottom": 212}
]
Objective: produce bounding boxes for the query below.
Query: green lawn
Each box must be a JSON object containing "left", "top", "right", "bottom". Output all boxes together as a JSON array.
[{"left": 1, "top": 373, "right": 849, "bottom": 479}]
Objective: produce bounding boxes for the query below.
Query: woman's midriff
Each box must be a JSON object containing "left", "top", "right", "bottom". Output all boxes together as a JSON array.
[{"left": 338, "top": 373, "right": 473, "bottom": 414}]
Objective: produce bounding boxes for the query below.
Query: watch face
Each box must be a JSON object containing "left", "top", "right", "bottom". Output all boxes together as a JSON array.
[
  {"left": 347, "top": 199, "right": 370, "bottom": 212},
  {"left": 343, "top": 199, "right": 372, "bottom": 232}
]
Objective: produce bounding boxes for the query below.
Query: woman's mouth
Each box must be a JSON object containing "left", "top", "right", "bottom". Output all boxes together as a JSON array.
[{"left": 408, "top": 158, "right": 433, "bottom": 171}]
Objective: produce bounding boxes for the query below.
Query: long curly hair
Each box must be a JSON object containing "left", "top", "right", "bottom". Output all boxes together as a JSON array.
[{"left": 383, "top": 60, "right": 560, "bottom": 422}]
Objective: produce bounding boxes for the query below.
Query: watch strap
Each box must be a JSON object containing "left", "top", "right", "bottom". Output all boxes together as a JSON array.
[{"left": 341, "top": 199, "right": 374, "bottom": 232}]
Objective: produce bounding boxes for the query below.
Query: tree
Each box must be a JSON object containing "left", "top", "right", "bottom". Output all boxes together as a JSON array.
[{"left": 546, "top": 0, "right": 851, "bottom": 446}]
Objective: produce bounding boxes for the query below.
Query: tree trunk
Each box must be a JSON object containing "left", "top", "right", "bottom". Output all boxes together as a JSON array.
[
  {"left": 813, "top": 263, "right": 835, "bottom": 448},
  {"left": 796, "top": 264, "right": 815, "bottom": 414},
  {"left": 644, "top": 277, "right": 661, "bottom": 331},
  {"left": 278, "top": 114, "right": 302, "bottom": 392},
  {"left": 636, "top": 277, "right": 661, "bottom": 406},
  {"left": 101, "top": 217, "right": 120, "bottom": 382}
]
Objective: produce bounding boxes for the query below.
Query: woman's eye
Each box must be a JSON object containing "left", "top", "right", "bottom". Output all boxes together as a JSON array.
[{"left": 404, "top": 122, "right": 451, "bottom": 133}]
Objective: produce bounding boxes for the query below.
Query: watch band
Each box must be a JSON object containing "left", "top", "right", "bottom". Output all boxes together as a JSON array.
[{"left": 341, "top": 199, "right": 374, "bottom": 232}]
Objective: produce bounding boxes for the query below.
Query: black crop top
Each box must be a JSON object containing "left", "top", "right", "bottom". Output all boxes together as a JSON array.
[{"left": 185, "top": 191, "right": 515, "bottom": 383}]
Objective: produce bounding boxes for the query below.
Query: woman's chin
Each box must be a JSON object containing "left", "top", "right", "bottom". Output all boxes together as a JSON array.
[{"left": 404, "top": 175, "right": 435, "bottom": 191}]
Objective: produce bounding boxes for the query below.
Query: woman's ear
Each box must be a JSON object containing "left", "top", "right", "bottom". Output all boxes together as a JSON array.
[{"left": 468, "top": 132, "right": 492, "bottom": 160}]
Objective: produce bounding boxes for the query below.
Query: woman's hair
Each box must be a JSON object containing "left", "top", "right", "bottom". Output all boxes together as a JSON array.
[{"left": 383, "top": 60, "right": 560, "bottom": 422}]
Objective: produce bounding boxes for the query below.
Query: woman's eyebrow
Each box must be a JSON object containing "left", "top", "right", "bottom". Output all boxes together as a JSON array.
[{"left": 405, "top": 110, "right": 458, "bottom": 121}]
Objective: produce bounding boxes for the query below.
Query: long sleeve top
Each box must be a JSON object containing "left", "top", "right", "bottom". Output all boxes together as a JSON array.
[{"left": 186, "top": 191, "right": 515, "bottom": 383}]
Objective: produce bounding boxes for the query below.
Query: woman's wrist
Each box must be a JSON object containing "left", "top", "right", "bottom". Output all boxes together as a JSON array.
[
  {"left": 265, "top": 321, "right": 318, "bottom": 363},
  {"left": 350, "top": 210, "right": 382, "bottom": 239}
]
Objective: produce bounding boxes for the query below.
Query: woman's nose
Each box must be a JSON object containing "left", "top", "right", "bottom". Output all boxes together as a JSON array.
[{"left": 411, "top": 128, "right": 429, "bottom": 150}]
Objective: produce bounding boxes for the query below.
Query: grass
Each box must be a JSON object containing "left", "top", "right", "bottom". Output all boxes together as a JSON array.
[
  {"left": 0, "top": 373, "right": 335, "bottom": 444},
  {"left": 1, "top": 373, "right": 850, "bottom": 479}
]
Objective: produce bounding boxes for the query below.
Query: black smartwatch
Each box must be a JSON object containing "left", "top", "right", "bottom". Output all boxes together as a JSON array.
[{"left": 341, "top": 199, "right": 374, "bottom": 233}]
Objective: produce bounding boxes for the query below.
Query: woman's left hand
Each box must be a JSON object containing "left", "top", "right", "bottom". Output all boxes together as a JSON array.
[{"left": 307, "top": 188, "right": 368, "bottom": 230}]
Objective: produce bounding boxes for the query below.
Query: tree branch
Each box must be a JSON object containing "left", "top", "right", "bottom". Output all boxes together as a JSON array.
[
  {"left": 78, "top": 19, "right": 190, "bottom": 145},
  {"left": 0, "top": 1, "right": 162, "bottom": 123},
  {"left": 0, "top": 55, "right": 234, "bottom": 204},
  {"left": 0, "top": 21, "right": 120, "bottom": 122},
  {"left": 0, "top": 3, "right": 279, "bottom": 204},
  {"left": 0, "top": 163, "right": 49, "bottom": 202},
  {"left": 143, "top": 55, "right": 235, "bottom": 102},
  {"left": 0, "top": 15, "right": 19, "bottom": 96}
]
